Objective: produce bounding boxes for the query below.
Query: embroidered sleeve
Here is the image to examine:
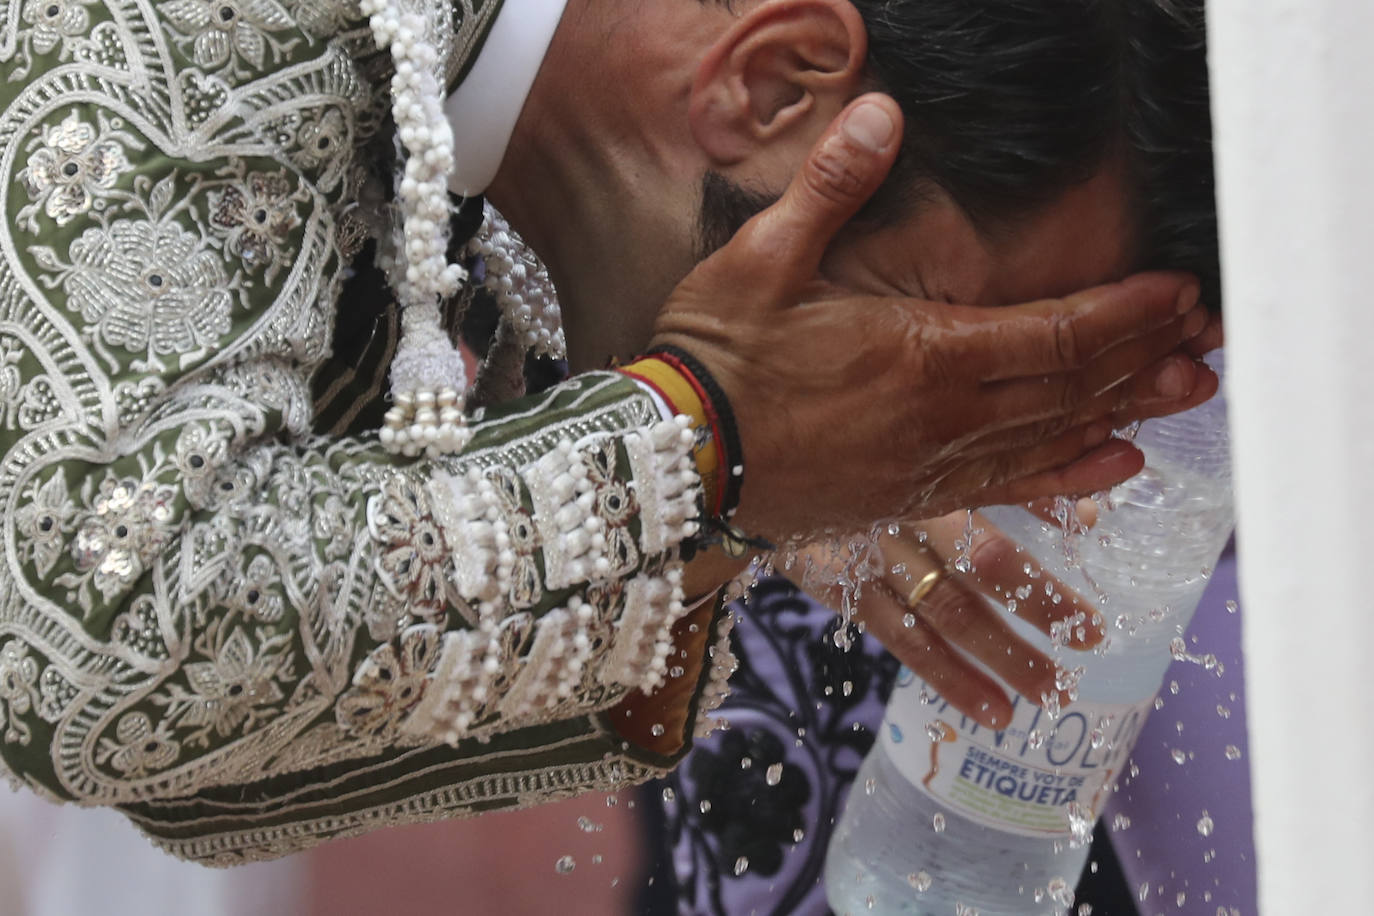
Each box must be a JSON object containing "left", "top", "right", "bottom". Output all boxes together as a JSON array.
[{"left": 0, "top": 1, "right": 713, "bottom": 860}]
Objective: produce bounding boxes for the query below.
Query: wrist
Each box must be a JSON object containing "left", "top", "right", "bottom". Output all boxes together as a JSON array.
[{"left": 618, "top": 350, "right": 743, "bottom": 519}]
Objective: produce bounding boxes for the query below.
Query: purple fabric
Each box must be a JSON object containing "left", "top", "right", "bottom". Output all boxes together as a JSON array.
[{"left": 1104, "top": 548, "right": 1257, "bottom": 914}]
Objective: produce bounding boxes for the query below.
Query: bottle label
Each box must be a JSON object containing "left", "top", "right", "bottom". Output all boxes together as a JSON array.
[{"left": 881, "top": 668, "right": 1153, "bottom": 838}]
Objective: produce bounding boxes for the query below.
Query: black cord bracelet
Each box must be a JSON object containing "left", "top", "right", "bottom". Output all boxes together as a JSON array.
[{"left": 646, "top": 344, "right": 746, "bottom": 520}]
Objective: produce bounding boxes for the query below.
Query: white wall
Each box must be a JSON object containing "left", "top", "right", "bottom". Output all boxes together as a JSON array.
[{"left": 1209, "top": 2, "right": 1374, "bottom": 911}]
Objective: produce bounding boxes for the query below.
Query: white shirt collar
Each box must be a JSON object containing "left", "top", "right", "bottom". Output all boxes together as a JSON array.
[{"left": 444, "top": 0, "right": 570, "bottom": 197}]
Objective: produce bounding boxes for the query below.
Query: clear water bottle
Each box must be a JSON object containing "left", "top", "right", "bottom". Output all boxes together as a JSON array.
[{"left": 824, "top": 354, "right": 1233, "bottom": 915}]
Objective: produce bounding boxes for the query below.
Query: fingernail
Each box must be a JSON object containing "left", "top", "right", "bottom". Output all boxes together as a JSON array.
[
  {"left": 843, "top": 102, "right": 895, "bottom": 152},
  {"left": 1176, "top": 282, "right": 1201, "bottom": 314},
  {"left": 1183, "top": 307, "right": 1207, "bottom": 338},
  {"left": 1154, "top": 358, "right": 1188, "bottom": 398}
]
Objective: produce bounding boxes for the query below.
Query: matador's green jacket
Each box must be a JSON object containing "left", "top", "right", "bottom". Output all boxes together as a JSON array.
[{"left": 0, "top": 0, "right": 723, "bottom": 864}]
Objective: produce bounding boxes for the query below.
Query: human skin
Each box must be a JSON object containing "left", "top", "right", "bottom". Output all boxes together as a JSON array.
[{"left": 485, "top": 0, "right": 1218, "bottom": 543}]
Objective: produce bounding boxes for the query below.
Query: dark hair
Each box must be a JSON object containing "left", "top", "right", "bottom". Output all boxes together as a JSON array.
[{"left": 699, "top": 0, "right": 1221, "bottom": 310}]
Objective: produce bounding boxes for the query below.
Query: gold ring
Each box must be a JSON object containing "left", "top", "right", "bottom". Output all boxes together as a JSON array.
[{"left": 905, "top": 567, "right": 946, "bottom": 609}]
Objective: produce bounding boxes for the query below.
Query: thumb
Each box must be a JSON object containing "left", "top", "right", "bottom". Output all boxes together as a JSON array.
[{"left": 728, "top": 93, "right": 903, "bottom": 300}]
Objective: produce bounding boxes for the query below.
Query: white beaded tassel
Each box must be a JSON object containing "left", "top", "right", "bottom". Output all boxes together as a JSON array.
[
  {"left": 469, "top": 203, "right": 566, "bottom": 361},
  {"left": 363, "top": 0, "right": 471, "bottom": 457}
]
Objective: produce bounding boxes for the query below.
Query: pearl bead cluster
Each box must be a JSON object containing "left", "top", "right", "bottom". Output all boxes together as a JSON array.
[
  {"left": 468, "top": 203, "right": 566, "bottom": 361},
  {"left": 362, "top": 0, "right": 472, "bottom": 456},
  {"left": 413, "top": 414, "right": 707, "bottom": 742}
]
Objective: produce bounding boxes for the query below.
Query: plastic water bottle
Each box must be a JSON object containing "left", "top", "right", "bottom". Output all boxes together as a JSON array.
[{"left": 824, "top": 355, "right": 1233, "bottom": 915}]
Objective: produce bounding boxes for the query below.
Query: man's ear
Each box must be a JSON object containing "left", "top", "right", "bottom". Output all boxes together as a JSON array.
[{"left": 689, "top": 0, "right": 867, "bottom": 166}]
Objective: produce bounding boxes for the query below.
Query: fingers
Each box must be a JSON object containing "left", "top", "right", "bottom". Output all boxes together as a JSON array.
[
  {"left": 857, "top": 587, "right": 1016, "bottom": 728},
  {"left": 1184, "top": 312, "right": 1224, "bottom": 359},
  {"left": 885, "top": 520, "right": 1101, "bottom": 650},
  {"left": 1106, "top": 359, "right": 1219, "bottom": 428},
  {"left": 974, "top": 307, "right": 1208, "bottom": 431},
  {"left": 914, "top": 423, "right": 1144, "bottom": 517},
  {"left": 723, "top": 93, "right": 903, "bottom": 302},
  {"left": 975, "top": 439, "right": 1146, "bottom": 510},
  {"left": 947, "top": 272, "right": 1201, "bottom": 381}
]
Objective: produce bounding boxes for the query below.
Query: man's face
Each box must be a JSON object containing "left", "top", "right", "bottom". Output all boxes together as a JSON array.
[{"left": 819, "top": 163, "right": 1137, "bottom": 308}]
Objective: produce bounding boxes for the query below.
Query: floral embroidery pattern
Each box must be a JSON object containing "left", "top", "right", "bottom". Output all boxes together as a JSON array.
[
  {"left": 292, "top": 108, "right": 348, "bottom": 174},
  {"left": 208, "top": 170, "right": 304, "bottom": 282},
  {"left": 584, "top": 439, "right": 639, "bottom": 578},
  {"left": 154, "top": 622, "right": 292, "bottom": 746},
  {"left": 486, "top": 467, "right": 541, "bottom": 609},
  {"left": 9, "top": 0, "right": 98, "bottom": 77},
  {"left": 158, "top": 0, "right": 299, "bottom": 78},
  {"left": 336, "top": 625, "right": 442, "bottom": 741},
  {"left": 372, "top": 477, "right": 454, "bottom": 625},
  {"left": 34, "top": 215, "right": 234, "bottom": 371},
  {"left": 17, "top": 111, "right": 135, "bottom": 231},
  {"left": 13, "top": 470, "right": 75, "bottom": 578},
  {"left": 23, "top": 0, "right": 96, "bottom": 54},
  {"left": 0, "top": 641, "right": 41, "bottom": 745},
  {"left": 221, "top": 554, "right": 286, "bottom": 624},
  {"left": 96, "top": 712, "right": 181, "bottom": 776},
  {"left": 59, "top": 473, "right": 180, "bottom": 612}
]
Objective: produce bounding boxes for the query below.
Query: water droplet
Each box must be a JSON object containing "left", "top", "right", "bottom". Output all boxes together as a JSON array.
[
  {"left": 1112, "top": 813, "right": 1132, "bottom": 831},
  {"left": 1169, "top": 636, "right": 1188, "bottom": 660},
  {"left": 1226, "top": 599, "right": 1238, "bottom": 614},
  {"left": 1047, "top": 876, "right": 1074, "bottom": 905},
  {"left": 907, "top": 871, "right": 932, "bottom": 892},
  {"left": 866, "top": 894, "right": 876, "bottom": 909},
  {"left": 766, "top": 763, "right": 784, "bottom": 786},
  {"left": 733, "top": 856, "right": 749, "bottom": 876},
  {"left": 864, "top": 777, "right": 876, "bottom": 796},
  {"left": 1177, "top": 891, "right": 1187, "bottom": 907},
  {"left": 925, "top": 721, "right": 949, "bottom": 742},
  {"left": 902, "top": 612, "right": 917, "bottom": 629},
  {"left": 740, "top": 757, "right": 752, "bottom": 770},
  {"left": 890, "top": 562, "right": 907, "bottom": 576},
  {"left": 1216, "top": 704, "right": 1231, "bottom": 719},
  {"left": 1225, "top": 744, "right": 1242, "bottom": 761},
  {"left": 650, "top": 723, "right": 665, "bottom": 737},
  {"left": 1154, "top": 697, "right": 1165, "bottom": 711},
  {"left": 1006, "top": 598, "right": 1019, "bottom": 614},
  {"left": 1169, "top": 679, "right": 1180, "bottom": 695},
  {"left": 605, "top": 795, "right": 618, "bottom": 808},
  {"left": 1197, "top": 811, "right": 1214, "bottom": 837},
  {"left": 699, "top": 799, "right": 712, "bottom": 814},
  {"left": 842, "top": 680, "right": 854, "bottom": 697},
  {"left": 592, "top": 854, "right": 603, "bottom": 865},
  {"left": 1171, "top": 748, "right": 1187, "bottom": 765},
  {"left": 555, "top": 855, "right": 576, "bottom": 874},
  {"left": 661, "top": 787, "right": 675, "bottom": 803},
  {"left": 1027, "top": 729, "right": 1045, "bottom": 749},
  {"left": 1078, "top": 905, "right": 1095, "bottom": 916},
  {"left": 1066, "top": 802, "right": 1092, "bottom": 848},
  {"left": 792, "top": 827, "right": 805, "bottom": 843},
  {"left": 577, "top": 816, "right": 603, "bottom": 833},
  {"left": 932, "top": 812, "right": 946, "bottom": 833}
]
